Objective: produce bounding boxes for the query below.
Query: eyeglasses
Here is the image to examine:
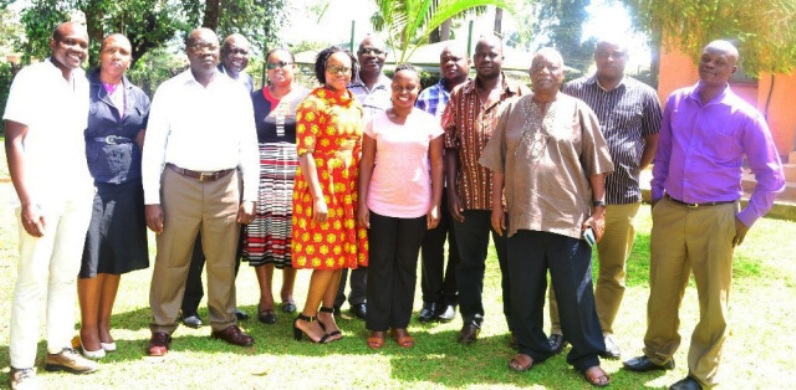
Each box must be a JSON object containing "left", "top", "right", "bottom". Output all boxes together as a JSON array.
[
  {"left": 188, "top": 42, "right": 218, "bottom": 52},
  {"left": 227, "top": 48, "right": 249, "bottom": 56},
  {"left": 326, "top": 65, "right": 351, "bottom": 75},
  {"left": 358, "top": 48, "right": 384, "bottom": 56},
  {"left": 266, "top": 61, "right": 292, "bottom": 70}
]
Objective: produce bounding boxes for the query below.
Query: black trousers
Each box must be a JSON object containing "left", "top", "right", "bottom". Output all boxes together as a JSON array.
[
  {"left": 181, "top": 230, "right": 242, "bottom": 316},
  {"left": 508, "top": 230, "right": 604, "bottom": 371},
  {"left": 452, "top": 210, "right": 510, "bottom": 328},
  {"left": 365, "top": 212, "right": 427, "bottom": 331},
  {"left": 420, "top": 188, "right": 459, "bottom": 305},
  {"left": 334, "top": 267, "right": 367, "bottom": 308}
]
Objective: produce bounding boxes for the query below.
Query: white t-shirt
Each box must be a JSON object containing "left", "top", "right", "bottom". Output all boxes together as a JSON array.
[
  {"left": 2, "top": 59, "right": 93, "bottom": 207},
  {"left": 364, "top": 109, "right": 443, "bottom": 218}
]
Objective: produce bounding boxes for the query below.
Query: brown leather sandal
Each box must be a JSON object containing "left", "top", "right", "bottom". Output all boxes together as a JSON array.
[
  {"left": 367, "top": 331, "right": 385, "bottom": 349},
  {"left": 390, "top": 329, "right": 414, "bottom": 348},
  {"left": 508, "top": 354, "right": 533, "bottom": 372},
  {"left": 582, "top": 365, "right": 610, "bottom": 387}
]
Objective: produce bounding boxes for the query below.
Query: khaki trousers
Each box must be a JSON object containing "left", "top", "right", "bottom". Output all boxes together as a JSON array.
[
  {"left": 149, "top": 168, "right": 241, "bottom": 334},
  {"left": 549, "top": 202, "right": 640, "bottom": 335},
  {"left": 643, "top": 197, "right": 737, "bottom": 388}
]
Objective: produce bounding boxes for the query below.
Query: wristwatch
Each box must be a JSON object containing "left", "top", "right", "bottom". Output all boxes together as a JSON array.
[{"left": 592, "top": 200, "right": 606, "bottom": 207}]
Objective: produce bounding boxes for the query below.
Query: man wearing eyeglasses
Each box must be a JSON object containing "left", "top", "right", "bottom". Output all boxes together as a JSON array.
[
  {"left": 180, "top": 33, "right": 254, "bottom": 330},
  {"left": 218, "top": 33, "right": 254, "bottom": 92},
  {"left": 334, "top": 35, "right": 392, "bottom": 320},
  {"left": 142, "top": 28, "right": 259, "bottom": 356}
]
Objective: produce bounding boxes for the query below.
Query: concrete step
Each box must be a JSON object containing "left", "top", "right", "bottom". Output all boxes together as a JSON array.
[
  {"left": 784, "top": 164, "right": 796, "bottom": 182},
  {"left": 742, "top": 172, "right": 796, "bottom": 205}
]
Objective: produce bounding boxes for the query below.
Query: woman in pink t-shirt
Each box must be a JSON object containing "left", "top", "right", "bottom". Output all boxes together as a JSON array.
[{"left": 357, "top": 64, "right": 444, "bottom": 349}]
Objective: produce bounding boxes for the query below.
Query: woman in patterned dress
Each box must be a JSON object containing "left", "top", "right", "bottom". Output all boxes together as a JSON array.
[
  {"left": 292, "top": 46, "right": 368, "bottom": 343},
  {"left": 242, "top": 48, "right": 309, "bottom": 325}
]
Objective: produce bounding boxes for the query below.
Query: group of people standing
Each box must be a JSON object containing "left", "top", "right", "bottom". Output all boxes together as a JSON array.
[{"left": 3, "top": 19, "right": 785, "bottom": 390}]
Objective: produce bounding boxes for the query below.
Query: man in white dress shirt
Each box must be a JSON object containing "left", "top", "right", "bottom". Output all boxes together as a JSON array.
[{"left": 141, "top": 27, "right": 259, "bottom": 356}]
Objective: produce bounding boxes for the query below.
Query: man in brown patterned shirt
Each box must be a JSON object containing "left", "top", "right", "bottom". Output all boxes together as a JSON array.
[{"left": 442, "top": 35, "right": 528, "bottom": 345}]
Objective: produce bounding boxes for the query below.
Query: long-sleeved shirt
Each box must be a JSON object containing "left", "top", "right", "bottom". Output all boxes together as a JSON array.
[
  {"left": 651, "top": 82, "right": 784, "bottom": 227},
  {"left": 142, "top": 69, "right": 259, "bottom": 204}
]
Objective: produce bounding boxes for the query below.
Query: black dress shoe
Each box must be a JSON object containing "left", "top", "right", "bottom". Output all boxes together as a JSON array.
[
  {"left": 418, "top": 302, "right": 438, "bottom": 323},
  {"left": 182, "top": 314, "right": 203, "bottom": 328},
  {"left": 623, "top": 355, "right": 675, "bottom": 372},
  {"left": 457, "top": 323, "right": 480, "bottom": 345},
  {"left": 235, "top": 309, "right": 250, "bottom": 321},
  {"left": 351, "top": 303, "right": 367, "bottom": 320},
  {"left": 548, "top": 333, "right": 567, "bottom": 354},
  {"left": 600, "top": 335, "right": 621, "bottom": 359},
  {"left": 669, "top": 376, "right": 702, "bottom": 390},
  {"left": 436, "top": 304, "right": 456, "bottom": 322}
]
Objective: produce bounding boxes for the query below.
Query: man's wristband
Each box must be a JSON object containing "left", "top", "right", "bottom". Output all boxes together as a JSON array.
[{"left": 592, "top": 200, "right": 606, "bottom": 207}]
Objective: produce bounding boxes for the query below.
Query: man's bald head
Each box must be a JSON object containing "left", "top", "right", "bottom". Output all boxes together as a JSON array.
[{"left": 704, "top": 40, "right": 739, "bottom": 65}]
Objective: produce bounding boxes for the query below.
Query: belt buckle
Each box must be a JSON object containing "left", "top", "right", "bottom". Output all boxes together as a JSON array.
[
  {"left": 105, "top": 135, "right": 118, "bottom": 145},
  {"left": 198, "top": 172, "right": 207, "bottom": 182}
]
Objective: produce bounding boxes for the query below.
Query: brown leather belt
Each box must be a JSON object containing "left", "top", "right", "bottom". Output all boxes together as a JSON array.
[
  {"left": 167, "top": 163, "right": 234, "bottom": 182},
  {"left": 664, "top": 194, "right": 736, "bottom": 208}
]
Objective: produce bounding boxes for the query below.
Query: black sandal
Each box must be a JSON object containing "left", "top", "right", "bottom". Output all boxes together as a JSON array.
[
  {"left": 319, "top": 307, "right": 343, "bottom": 341},
  {"left": 293, "top": 314, "right": 330, "bottom": 344}
]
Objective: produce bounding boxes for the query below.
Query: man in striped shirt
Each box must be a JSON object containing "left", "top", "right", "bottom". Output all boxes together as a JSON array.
[{"left": 548, "top": 37, "right": 662, "bottom": 359}]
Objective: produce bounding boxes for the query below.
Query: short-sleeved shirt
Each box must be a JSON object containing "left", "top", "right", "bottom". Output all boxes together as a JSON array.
[
  {"left": 364, "top": 109, "right": 443, "bottom": 218},
  {"left": 563, "top": 75, "right": 662, "bottom": 204},
  {"left": 2, "top": 59, "right": 93, "bottom": 206},
  {"left": 85, "top": 69, "right": 150, "bottom": 184},
  {"left": 442, "top": 74, "right": 527, "bottom": 210},
  {"left": 479, "top": 93, "right": 614, "bottom": 239},
  {"left": 348, "top": 73, "right": 392, "bottom": 117}
]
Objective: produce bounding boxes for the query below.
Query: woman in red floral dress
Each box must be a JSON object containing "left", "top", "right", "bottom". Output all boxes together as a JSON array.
[{"left": 292, "top": 46, "right": 368, "bottom": 343}]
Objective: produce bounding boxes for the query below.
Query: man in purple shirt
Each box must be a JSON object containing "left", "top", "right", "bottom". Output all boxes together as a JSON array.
[{"left": 623, "top": 40, "right": 784, "bottom": 390}]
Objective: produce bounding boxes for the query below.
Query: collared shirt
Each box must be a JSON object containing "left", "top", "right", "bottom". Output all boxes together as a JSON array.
[
  {"left": 480, "top": 94, "right": 614, "bottom": 239},
  {"left": 415, "top": 78, "right": 468, "bottom": 118},
  {"left": 218, "top": 63, "right": 254, "bottom": 92},
  {"left": 142, "top": 69, "right": 259, "bottom": 204},
  {"left": 3, "top": 59, "right": 92, "bottom": 206},
  {"left": 442, "top": 74, "right": 528, "bottom": 210},
  {"left": 85, "top": 69, "right": 150, "bottom": 184},
  {"left": 348, "top": 73, "right": 392, "bottom": 117},
  {"left": 651, "top": 82, "right": 784, "bottom": 227},
  {"left": 563, "top": 75, "right": 662, "bottom": 204}
]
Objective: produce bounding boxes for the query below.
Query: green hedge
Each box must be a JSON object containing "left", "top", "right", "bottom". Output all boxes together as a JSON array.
[{"left": 0, "top": 62, "right": 14, "bottom": 136}]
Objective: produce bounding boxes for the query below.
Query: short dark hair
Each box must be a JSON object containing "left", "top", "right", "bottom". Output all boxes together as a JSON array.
[
  {"left": 314, "top": 46, "right": 358, "bottom": 84},
  {"left": 266, "top": 47, "right": 296, "bottom": 64},
  {"left": 394, "top": 63, "right": 418, "bottom": 76}
]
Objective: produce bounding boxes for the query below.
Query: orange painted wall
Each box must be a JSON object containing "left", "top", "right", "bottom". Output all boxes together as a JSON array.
[
  {"left": 657, "top": 46, "right": 796, "bottom": 161},
  {"left": 757, "top": 73, "right": 796, "bottom": 160}
]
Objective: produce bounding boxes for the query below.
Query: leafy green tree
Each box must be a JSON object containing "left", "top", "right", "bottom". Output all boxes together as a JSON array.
[
  {"left": 368, "top": 0, "right": 514, "bottom": 63},
  {"left": 624, "top": 0, "right": 796, "bottom": 77},
  {"left": 508, "top": 0, "right": 593, "bottom": 73}
]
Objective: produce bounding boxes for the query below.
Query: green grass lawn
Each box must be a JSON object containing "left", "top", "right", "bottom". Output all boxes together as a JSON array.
[{"left": 0, "top": 173, "right": 795, "bottom": 388}]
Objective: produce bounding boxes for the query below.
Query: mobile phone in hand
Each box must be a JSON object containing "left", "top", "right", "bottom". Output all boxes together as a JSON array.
[{"left": 583, "top": 227, "right": 596, "bottom": 247}]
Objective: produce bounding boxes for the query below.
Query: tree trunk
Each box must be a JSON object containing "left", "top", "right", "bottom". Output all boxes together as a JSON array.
[
  {"left": 494, "top": 7, "right": 503, "bottom": 36},
  {"left": 203, "top": 0, "right": 220, "bottom": 30},
  {"left": 430, "top": 27, "right": 440, "bottom": 43},
  {"left": 440, "top": 18, "right": 451, "bottom": 41}
]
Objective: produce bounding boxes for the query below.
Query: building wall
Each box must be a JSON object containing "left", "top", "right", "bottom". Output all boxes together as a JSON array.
[{"left": 658, "top": 46, "right": 796, "bottom": 161}]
